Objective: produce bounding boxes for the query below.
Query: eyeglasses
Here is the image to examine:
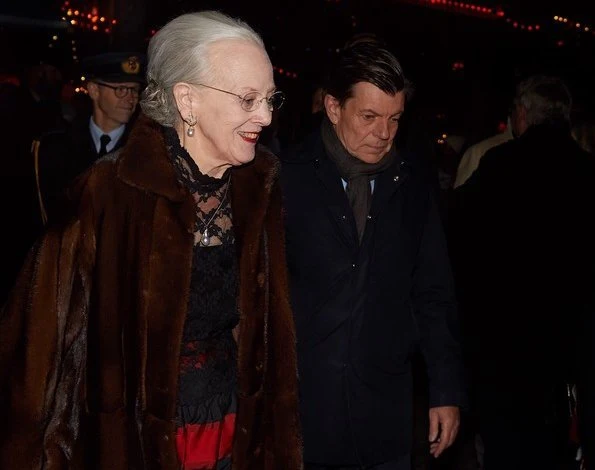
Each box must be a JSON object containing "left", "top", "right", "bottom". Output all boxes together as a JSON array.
[
  {"left": 95, "top": 81, "right": 141, "bottom": 99},
  {"left": 196, "top": 83, "right": 285, "bottom": 112}
]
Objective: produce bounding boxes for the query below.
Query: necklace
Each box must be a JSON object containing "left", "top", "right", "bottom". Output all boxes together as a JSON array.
[{"left": 199, "top": 172, "right": 231, "bottom": 247}]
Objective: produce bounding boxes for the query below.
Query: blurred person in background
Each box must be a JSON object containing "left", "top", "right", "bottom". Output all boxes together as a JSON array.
[{"left": 450, "top": 74, "right": 595, "bottom": 470}]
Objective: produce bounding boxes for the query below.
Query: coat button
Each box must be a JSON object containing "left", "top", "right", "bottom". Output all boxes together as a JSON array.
[
  {"left": 352, "top": 263, "right": 356, "bottom": 268},
  {"left": 393, "top": 175, "right": 400, "bottom": 182},
  {"left": 241, "top": 426, "right": 248, "bottom": 435},
  {"left": 341, "top": 215, "right": 347, "bottom": 220},
  {"left": 256, "top": 361, "right": 264, "bottom": 371},
  {"left": 366, "top": 215, "right": 372, "bottom": 220}
]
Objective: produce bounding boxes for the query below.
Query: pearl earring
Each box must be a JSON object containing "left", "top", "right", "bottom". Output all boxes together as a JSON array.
[{"left": 187, "top": 113, "right": 197, "bottom": 137}]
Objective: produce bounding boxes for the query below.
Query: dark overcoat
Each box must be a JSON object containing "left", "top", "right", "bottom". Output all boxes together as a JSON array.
[
  {"left": 449, "top": 122, "right": 595, "bottom": 461},
  {"left": 280, "top": 130, "right": 465, "bottom": 466},
  {"left": 0, "top": 115, "right": 303, "bottom": 469}
]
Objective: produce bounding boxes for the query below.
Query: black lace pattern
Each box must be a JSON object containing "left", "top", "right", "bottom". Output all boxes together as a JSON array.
[
  {"left": 163, "top": 127, "right": 239, "bottom": 469},
  {"left": 164, "top": 127, "right": 234, "bottom": 247}
]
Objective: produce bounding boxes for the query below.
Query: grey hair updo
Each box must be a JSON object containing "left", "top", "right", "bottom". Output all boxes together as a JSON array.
[{"left": 140, "top": 10, "right": 265, "bottom": 127}]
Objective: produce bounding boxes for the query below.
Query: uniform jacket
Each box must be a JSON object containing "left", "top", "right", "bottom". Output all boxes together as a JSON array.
[
  {"left": 280, "top": 130, "right": 465, "bottom": 466},
  {"left": 35, "top": 115, "right": 135, "bottom": 225},
  {"left": 0, "top": 114, "right": 302, "bottom": 470}
]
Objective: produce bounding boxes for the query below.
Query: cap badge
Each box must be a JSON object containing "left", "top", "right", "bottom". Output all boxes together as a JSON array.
[{"left": 121, "top": 56, "right": 140, "bottom": 75}]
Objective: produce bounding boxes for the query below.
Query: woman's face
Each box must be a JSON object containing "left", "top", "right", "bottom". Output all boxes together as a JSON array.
[{"left": 193, "top": 39, "right": 276, "bottom": 170}]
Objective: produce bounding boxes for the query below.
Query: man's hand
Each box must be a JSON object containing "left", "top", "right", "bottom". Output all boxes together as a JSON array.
[{"left": 428, "top": 406, "right": 460, "bottom": 458}]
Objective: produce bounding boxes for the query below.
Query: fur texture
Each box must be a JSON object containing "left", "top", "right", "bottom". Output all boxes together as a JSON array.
[{"left": 0, "top": 114, "right": 302, "bottom": 469}]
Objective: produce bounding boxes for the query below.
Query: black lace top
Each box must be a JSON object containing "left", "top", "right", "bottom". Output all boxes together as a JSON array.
[{"left": 164, "top": 127, "right": 239, "bottom": 469}]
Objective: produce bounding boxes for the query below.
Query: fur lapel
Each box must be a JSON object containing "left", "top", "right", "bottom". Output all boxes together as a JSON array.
[{"left": 117, "top": 113, "right": 280, "bottom": 241}]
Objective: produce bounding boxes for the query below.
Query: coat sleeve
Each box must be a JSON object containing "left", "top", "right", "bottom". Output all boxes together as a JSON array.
[
  {"left": 0, "top": 216, "right": 93, "bottom": 469},
  {"left": 411, "top": 189, "right": 467, "bottom": 409}
]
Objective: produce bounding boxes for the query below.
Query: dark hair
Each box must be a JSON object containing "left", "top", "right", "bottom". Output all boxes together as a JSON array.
[{"left": 324, "top": 41, "right": 407, "bottom": 105}]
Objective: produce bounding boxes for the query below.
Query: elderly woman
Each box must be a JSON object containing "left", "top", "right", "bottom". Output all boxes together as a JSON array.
[{"left": 0, "top": 11, "right": 302, "bottom": 470}]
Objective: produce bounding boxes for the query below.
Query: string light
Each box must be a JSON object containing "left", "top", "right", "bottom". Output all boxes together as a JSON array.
[
  {"left": 553, "top": 14, "right": 595, "bottom": 35},
  {"left": 399, "top": 0, "right": 592, "bottom": 37},
  {"left": 61, "top": 1, "right": 116, "bottom": 34},
  {"left": 273, "top": 65, "right": 299, "bottom": 79}
]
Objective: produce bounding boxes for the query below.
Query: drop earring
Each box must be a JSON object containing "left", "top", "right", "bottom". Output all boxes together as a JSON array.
[{"left": 187, "top": 113, "right": 196, "bottom": 137}]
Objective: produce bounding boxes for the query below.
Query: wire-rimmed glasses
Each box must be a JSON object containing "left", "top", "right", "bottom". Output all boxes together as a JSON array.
[
  {"left": 95, "top": 81, "right": 141, "bottom": 99},
  {"left": 197, "top": 83, "right": 285, "bottom": 112}
]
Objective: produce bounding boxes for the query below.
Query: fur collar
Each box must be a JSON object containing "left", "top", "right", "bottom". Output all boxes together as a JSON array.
[
  {"left": 117, "top": 113, "right": 279, "bottom": 202},
  {"left": 116, "top": 114, "right": 280, "bottom": 238}
]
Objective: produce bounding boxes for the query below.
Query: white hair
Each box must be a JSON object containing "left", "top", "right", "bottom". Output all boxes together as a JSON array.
[{"left": 140, "top": 10, "right": 265, "bottom": 126}]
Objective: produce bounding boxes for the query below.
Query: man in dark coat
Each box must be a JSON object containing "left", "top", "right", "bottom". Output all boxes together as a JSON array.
[
  {"left": 33, "top": 51, "right": 146, "bottom": 226},
  {"left": 450, "top": 75, "right": 595, "bottom": 469},
  {"left": 0, "top": 52, "right": 145, "bottom": 307},
  {"left": 281, "top": 41, "right": 466, "bottom": 470}
]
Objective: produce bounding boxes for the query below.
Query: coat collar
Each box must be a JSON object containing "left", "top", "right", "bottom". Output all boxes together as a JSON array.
[{"left": 116, "top": 113, "right": 280, "bottom": 234}]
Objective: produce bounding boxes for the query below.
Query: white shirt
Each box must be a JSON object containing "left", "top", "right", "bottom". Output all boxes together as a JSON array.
[{"left": 89, "top": 118, "right": 125, "bottom": 154}]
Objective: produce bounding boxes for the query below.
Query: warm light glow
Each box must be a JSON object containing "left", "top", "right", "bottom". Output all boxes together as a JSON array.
[{"left": 52, "top": 35, "right": 58, "bottom": 40}]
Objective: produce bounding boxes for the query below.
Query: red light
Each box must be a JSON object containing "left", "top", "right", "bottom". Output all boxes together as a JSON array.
[
  {"left": 497, "top": 121, "right": 507, "bottom": 132},
  {"left": 535, "top": 25, "right": 540, "bottom": 30},
  {"left": 528, "top": 25, "right": 533, "bottom": 31}
]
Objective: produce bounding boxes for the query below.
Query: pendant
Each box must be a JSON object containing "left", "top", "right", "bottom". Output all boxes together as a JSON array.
[{"left": 200, "top": 230, "right": 211, "bottom": 246}]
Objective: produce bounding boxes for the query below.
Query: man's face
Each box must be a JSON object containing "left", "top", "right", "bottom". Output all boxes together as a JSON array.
[
  {"left": 325, "top": 81, "right": 405, "bottom": 164},
  {"left": 88, "top": 80, "right": 140, "bottom": 131}
]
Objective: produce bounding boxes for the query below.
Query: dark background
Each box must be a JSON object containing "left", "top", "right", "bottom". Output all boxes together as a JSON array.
[{"left": 2, "top": 0, "right": 594, "bottom": 144}]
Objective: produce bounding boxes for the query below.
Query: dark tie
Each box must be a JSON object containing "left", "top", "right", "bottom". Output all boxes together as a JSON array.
[{"left": 98, "top": 134, "right": 111, "bottom": 157}]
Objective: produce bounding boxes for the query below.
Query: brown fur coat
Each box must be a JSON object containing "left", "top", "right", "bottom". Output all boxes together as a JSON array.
[{"left": 0, "top": 115, "right": 302, "bottom": 469}]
